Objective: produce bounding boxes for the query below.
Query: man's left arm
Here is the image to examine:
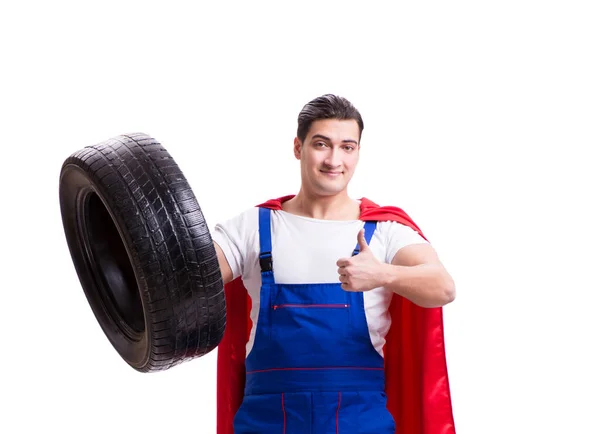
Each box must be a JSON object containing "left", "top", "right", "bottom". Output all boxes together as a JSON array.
[
  {"left": 381, "top": 243, "right": 456, "bottom": 308},
  {"left": 337, "top": 228, "right": 456, "bottom": 308}
]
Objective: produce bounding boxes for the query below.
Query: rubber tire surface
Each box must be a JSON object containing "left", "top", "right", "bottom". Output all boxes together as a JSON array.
[{"left": 59, "top": 133, "right": 225, "bottom": 372}]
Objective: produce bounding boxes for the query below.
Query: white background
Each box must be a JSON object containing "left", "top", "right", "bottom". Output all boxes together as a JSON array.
[{"left": 1, "top": 1, "right": 599, "bottom": 433}]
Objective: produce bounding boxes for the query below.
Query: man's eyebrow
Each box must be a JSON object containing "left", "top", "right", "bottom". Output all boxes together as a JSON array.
[
  {"left": 310, "top": 134, "right": 358, "bottom": 145},
  {"left": 311, "top": 134, "right": 331, "bottom": 142}
]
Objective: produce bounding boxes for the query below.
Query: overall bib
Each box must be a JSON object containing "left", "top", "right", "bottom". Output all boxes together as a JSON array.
[{"left": 233, "top": 208, "right": 396, "bottom": 434}]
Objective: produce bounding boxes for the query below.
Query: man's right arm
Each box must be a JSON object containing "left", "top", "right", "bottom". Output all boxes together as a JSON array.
[
  {"left": 211, "top": 207, "right": 256, "bottom": 286},
  {"left": 214, "top": 241, "right": 234, "bottom": 285}
]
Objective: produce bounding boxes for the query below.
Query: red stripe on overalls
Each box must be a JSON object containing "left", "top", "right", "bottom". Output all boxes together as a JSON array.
[
  {"left": 336, "top": 392, "right": 341, "bottom": 434},
  {"left": 282, "top": 393, "right": 286, "bottom": 434},
  {"left": 247, "top": 366, "right": 383, "bottom": 374}
]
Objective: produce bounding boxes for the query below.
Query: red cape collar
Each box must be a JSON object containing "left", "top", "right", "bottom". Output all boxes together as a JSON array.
[{"left": 256, "top": 195, "right": 426, "bottom": 240}]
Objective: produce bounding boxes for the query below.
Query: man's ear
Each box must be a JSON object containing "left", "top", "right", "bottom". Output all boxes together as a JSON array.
[{"left": 293, "top": 137, "right": 302, "bottom": 160}]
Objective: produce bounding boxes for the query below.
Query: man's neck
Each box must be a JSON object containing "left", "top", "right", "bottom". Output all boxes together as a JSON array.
[{"left": 281, "top": 189, "right": 360, "bottom": 220}]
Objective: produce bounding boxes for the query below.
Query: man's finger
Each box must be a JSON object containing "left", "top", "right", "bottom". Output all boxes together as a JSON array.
[
  {"left": 357, "top": 228, "right": 369, "bottom": 251},
  {"left": 336, "top": 258, "right": 351, "bottom": 267}
]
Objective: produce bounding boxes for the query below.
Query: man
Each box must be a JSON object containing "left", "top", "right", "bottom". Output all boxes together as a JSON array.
[{"left": 212, "top": 94, "right": 456, "bottom": 433}]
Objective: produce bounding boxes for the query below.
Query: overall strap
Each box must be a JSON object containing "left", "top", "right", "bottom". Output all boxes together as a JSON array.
[
  {"left": 352, "top": 221, "right": 377, "bottom": 256},
  {"left": 258, "top": 207, "right": 275, "bottom": 285}
]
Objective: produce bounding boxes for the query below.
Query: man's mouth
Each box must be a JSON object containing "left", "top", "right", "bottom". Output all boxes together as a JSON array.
[{"left": 320, "top": 170, "right": 342, "bottom": 176}]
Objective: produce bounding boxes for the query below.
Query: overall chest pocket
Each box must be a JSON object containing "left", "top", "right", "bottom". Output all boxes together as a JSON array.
[{"left": 269, "top": 284, "right": 353, "bottom": 355}]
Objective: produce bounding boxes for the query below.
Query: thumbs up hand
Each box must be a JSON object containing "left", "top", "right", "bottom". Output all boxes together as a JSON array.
[{"left": 336, "top": 229, "right": 385, "bottom": 292}]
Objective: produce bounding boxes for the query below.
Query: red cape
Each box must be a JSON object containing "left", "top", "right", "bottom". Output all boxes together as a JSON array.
[{"left": 216, "top": 195, "right": 455, "bottom": 434}]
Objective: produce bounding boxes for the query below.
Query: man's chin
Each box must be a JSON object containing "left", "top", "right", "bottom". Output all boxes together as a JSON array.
[{"left": 315, "top": 183, "right": 348, "bottom": 196}]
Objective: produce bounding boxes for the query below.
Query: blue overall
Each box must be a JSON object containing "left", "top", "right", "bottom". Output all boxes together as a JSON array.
[{"left": 232, "top": 208, "right": 396, "bottom": 433}]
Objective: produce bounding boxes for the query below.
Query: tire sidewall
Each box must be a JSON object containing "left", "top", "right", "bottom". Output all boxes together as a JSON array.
[{"left": 59, "top": 162, "right": 150, "bottom": 369}]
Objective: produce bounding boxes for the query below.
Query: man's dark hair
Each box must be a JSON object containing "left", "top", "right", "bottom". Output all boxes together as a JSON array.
[{"left": 296, "top": 94, "right": 364, "bottom": 143}]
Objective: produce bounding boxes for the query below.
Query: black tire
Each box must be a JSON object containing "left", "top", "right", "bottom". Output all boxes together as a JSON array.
[{"left": 59, "top": 133, "right": 226, "bottom": 372}]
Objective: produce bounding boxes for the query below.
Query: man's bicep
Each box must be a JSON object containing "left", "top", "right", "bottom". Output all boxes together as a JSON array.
[
  {"left": 214, "top": 241, "right": 234, "bottom": 284},
  {"left": 391, "top": 242, "right": 443, "bottom": 267}
]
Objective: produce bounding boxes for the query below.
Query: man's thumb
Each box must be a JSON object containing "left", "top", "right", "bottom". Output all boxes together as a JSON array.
[{"left": 358, "top": 228, "right": 369, "bottom": 251}]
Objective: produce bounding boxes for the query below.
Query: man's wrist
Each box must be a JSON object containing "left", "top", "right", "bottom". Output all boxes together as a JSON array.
[{"left": 379, "top": 262, "right": 398, "bottom": 288}]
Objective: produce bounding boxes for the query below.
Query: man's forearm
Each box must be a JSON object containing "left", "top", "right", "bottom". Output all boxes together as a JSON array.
[{"left": 379, "top": 263, "right": 456, "bottom": 308}]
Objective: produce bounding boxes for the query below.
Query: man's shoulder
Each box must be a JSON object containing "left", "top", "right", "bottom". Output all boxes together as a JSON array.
[
  {"left": 359, "top": 197, "right": 424, "bottom": 234},
  {"left": 215, "top": 206, "right": 259, "bottom": 231}
]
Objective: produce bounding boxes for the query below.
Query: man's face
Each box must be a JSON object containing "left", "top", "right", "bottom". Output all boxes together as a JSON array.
[{"left": 294, "top": 118, "right": 361, "bottom": 197}]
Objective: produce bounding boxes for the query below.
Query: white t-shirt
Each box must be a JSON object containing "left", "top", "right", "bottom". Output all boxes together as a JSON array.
[{"left": 211, "top": 203, "right": 429, "bottom": 357}]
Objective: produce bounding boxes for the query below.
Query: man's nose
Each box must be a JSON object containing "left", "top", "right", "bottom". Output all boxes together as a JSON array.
[{"left": 324, "top": 147, "right": 342, "bottom": 167}]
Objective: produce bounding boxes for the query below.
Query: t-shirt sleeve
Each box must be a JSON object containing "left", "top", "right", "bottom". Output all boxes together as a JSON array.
[
  {"left": 380, "top": 221, "right": 430, "bottom": 264},
  {"left": 211, "top": 207, "right": 258, "bottom": 280}
]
